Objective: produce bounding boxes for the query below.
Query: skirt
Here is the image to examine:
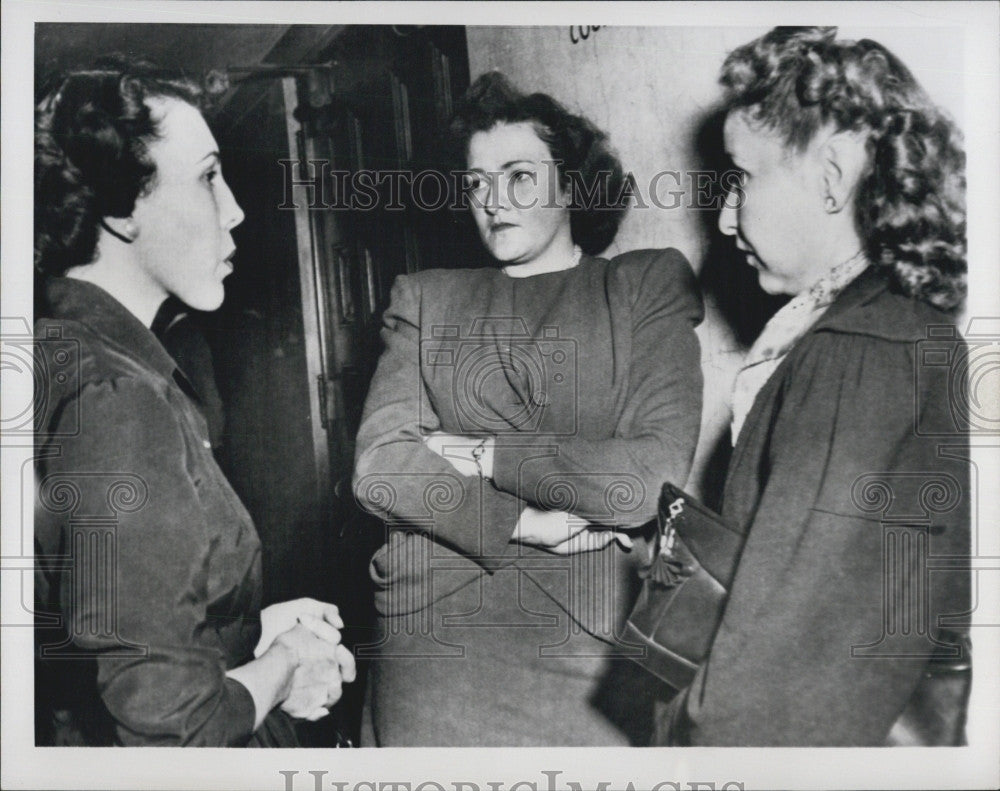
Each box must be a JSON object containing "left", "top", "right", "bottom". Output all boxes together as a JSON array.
[{"left": 359, "top": 557, "right": 668, "bottom": 746}]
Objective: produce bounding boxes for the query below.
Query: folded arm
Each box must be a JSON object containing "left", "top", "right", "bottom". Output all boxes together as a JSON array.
[
  {"left": 353, "top": 274, "right": 525, "bottom": 572},
  {"left": 490, "top": 250, "right": 704, "bottom": 527}
]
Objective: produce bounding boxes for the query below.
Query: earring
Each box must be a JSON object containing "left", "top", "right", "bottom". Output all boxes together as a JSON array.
[
  {"left": 824, "top": 196, "right": 837, "bottom": 212},
  {"left": 124, "top": 219, "right": 139, "bottom": 240}
]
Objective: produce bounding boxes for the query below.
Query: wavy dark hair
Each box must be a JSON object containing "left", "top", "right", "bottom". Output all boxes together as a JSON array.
[
  {"left": 720, "top": 27, "right": 966, "bottom": 312},
  {"left": 35, "top": 55, "right": 228, "bottom": 277},
  {"left": 450, "top": 71, "right": 628, "bottom": 256}
]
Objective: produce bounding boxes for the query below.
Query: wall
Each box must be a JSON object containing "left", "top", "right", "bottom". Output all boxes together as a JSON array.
[{"left": 466, "top": 24, "right": 964, "bottom": 497}]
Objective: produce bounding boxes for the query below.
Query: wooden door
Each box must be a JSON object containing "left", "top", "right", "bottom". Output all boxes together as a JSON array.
[
  {"left": 297, "top": 26, "right": 477, "bottom": 460},
  {"left": 208, "top": 26, "right": 473, "bottom": 742}
]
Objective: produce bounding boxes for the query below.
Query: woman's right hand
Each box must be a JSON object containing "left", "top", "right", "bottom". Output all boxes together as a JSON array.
[
  {"left": 228, "top": 618, "right": 356, "bottom": 728},
  {"left": 255, "top": 597, "right": 344, "bottom": 658},
  {"left": 271, "top": 621, "right": 356, "bottom": 720},
  {"left": 513, "top": 506, "right": 634, "bottom": 554},
  {"left": 269, "top": 615, "right": 356, "bottom": 720}
]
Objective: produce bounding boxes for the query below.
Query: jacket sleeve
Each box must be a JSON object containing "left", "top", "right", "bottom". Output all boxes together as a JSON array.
[
  {"left": 353, "top": 274, "right": 525, "bottom": 572},
  {"left": 490, "top": 249, "right": 704, "bottom": 527},
  {"left": 661, "top": 330, "right": 970, "bottom": 745},
  {"left": 40, "top": 377, "right": 258, "bottom": 746}
]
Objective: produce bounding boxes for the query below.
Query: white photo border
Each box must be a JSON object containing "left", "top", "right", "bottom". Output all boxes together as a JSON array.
[{"left": 3, "top": 2, "right": 998, "bottom": 790}]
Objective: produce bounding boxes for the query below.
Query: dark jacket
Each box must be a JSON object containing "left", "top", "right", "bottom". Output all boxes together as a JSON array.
[
  {"left": 658, "top": 267, "right": 971, "bottom": 745},
  {"left": 353, "top": 249, "right": 704, "bottom": 638},
  {"left": 34, "top": 277, "right": 294, "bottom": 746}
]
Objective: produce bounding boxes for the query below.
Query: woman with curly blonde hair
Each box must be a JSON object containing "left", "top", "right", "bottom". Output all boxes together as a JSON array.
[{"left": 654, "top": 27, "right": 970, "bottom": 746}]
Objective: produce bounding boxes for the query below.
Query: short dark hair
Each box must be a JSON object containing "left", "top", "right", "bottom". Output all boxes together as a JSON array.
[
  {"left": 34, "top": 55, "right": 228, "bottom": 277},
  {"left": 720, "top": 27, "right": 966, "bottom": 312},
  {"left": 450, "top": 71, "right": 628, "bottom": 256}
]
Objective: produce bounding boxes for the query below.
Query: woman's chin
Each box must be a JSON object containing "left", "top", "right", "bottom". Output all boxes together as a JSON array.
[
  {"left": 487, "top": 247, "right": 521, "bottom": 265},
  {"left": 483, "top": 235, "right": 528, "bottom": 264},
  {"left": 176, "top": 284, "right": 226, "bottom": 313},
  {"left": 756, "top": 271, "right": 792, "bottom": 297}
]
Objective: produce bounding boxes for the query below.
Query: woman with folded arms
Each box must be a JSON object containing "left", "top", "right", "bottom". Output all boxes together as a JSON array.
[{"left": 353, "top": 72, "right": 704, "bottom": 745}]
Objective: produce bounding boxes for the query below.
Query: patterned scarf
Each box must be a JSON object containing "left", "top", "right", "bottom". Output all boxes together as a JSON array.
[{"left": 731, "top": 251, "right": 870, "bottom": 445}]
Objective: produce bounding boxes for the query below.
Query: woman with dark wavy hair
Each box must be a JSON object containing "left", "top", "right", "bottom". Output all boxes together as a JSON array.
[
  {"left": 653, "top": 27, "right": 970, "bottom": 746},
  {"left": 353, "top": 71, "right": 704, "bottom": 744},
  {"left": 34, "top": 56, "right": 355, "bottom": 746}
]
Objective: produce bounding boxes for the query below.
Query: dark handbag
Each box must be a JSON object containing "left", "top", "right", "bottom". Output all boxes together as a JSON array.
[
  {"left": 624, "top": 482, "right": 743, "bottom": 690},
  {"left": 629, "top": 488, "right": 973, "bottom": 745}
]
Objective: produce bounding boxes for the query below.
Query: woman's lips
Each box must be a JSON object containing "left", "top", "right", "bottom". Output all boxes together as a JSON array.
[
  {"left": 738, "top": 246, "right": 763, "bottom": 270},
  {"left": 490, "top": 222, "right": 517, "bottom": 233}
]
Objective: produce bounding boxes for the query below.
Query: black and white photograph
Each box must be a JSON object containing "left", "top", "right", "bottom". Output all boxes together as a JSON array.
[{"left": 2, "top": 2, "right": 998, "bottom": 790}]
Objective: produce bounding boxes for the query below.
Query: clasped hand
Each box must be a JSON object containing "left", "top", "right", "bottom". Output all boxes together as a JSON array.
[{"left": 257, "top": 598, "right": 357, "bottom": 721}]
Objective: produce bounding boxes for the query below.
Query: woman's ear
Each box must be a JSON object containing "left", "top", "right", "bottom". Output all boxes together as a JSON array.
[
  {"left": 100, "top": 217, "right": 139, "bottom": 244},
  {"left": 819, "top": 131, "right": 869, "bottom": 213}
]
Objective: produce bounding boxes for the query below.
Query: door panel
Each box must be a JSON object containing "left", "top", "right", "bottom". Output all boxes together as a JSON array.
[
  {"left": 207, "top": 27, "right": 473, "bottom": 743},
  {"left": 209, "top": 78, "right": 337, "bottom": 608}
]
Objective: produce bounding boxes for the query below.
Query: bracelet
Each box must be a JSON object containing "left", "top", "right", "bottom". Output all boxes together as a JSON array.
[{"left": 471, "top": 437, "right": 492, "bottom": 482}]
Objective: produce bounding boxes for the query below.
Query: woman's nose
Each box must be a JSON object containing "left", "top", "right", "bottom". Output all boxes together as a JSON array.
[
  {"left": 718, "top": 189, "right": 738, "bottom": 237},
  {"left": 485, "top": 174, "right": 512, "bottom": 214},
  {"left": 219, "top": 177, "right": 245, "bottom": 231},
  {"left": 482, "top": 185, "right": 499, "bottom": 215}
]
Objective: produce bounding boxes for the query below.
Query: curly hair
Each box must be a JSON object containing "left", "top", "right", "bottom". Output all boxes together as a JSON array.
[
  {"left": 34, "top": 55, "right": 228, "bottom": 277},
  {"left": 449, "top": 71, "right": 628, "bottom": 256},
  {"left": 720, "top": 27, "right": 966, "bottom": 312}
]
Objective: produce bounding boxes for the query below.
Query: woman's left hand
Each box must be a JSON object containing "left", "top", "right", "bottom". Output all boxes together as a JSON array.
[
  {"left": 543, "top": 528, "right": 635, "bottom": 555},
  {"left": 514, "top": 505, "right": 634, "bottom": 555},
  {"left": 255, "top": 598, "right": 344, "bottom": 658},
  {"left": 423, "top": 431, "right": 494, "bottom": 479}
]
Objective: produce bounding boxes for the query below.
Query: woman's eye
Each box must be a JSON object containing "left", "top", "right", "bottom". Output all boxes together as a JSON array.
[
  {"left": 204, "top": 169, "right": 219, "bottom": 184},
  {"left": 511, "top": 170, "right": 532, "bottom": 184}
]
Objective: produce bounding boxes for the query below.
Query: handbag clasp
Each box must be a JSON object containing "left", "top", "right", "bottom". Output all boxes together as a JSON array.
[{"left": 660, "top": 497, "right": 685, "bottom": 557}]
